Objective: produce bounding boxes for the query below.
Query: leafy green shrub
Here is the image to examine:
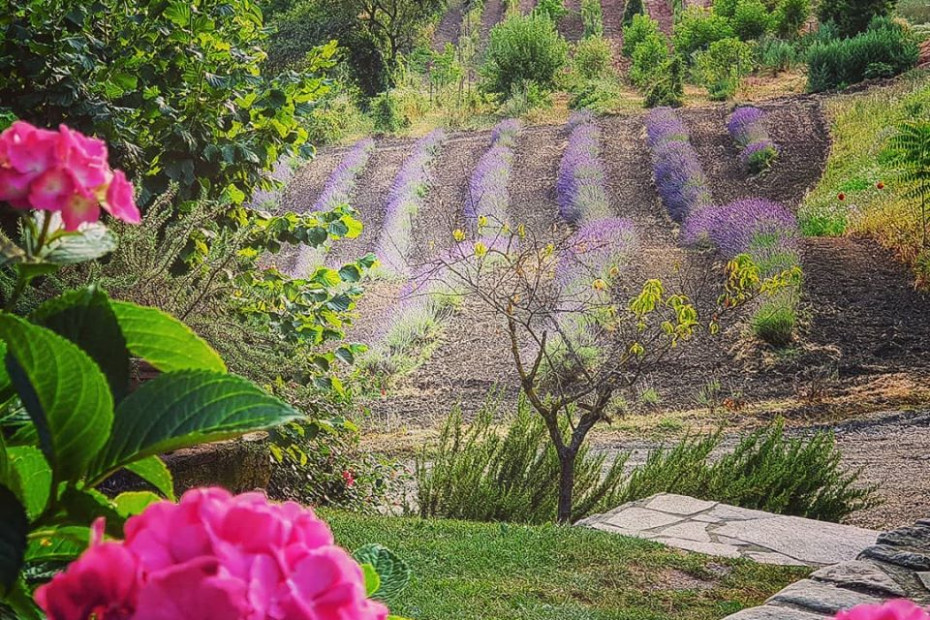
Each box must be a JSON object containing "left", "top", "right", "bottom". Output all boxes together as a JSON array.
[
  {"left": 713, "top": 0, "right": 740, "bottom": 18},
  {"left": 623, "top": 13, "right": 662, "bottom": 57},
  {"left": 535, "top": 0, "right": 569, "bottom": 22},
  {"left": 751, "top": 295, "right": 798, "bottom": 346},
  {"left": 775, "top": 0, "right": 812, "bottom": 36},
  {"left": 733, "top": 0, "right": 775, "bottom": 40},
  {"left": 673, "top": 7, "right": 737, "bottom": 58},
  {"left": 581, "top": 0, "right": 606, "bottom": 37},
  {"left": 693, "top": 37, "right": 755, "bottom": 99},
  {"left": 623, "top": 0, "right": 645, "bottom": 25},
  {"left": 619, "top": 420, "right": 878, "bottom": 522},
  {"left": 0, "top": 0, "right": 333, "bottom": 208},
  {"left": 806, "top": 17, "right": 920, "bottom": 92},
  {"left": 481, "top": 14, "right": 569, "bottom": 97},
  {"left": 898, "top": 0, "right": 930, "bottom": 24},
  {"left": 416, "top": 397, "right": 628, "bottom": 524},
  {"left": 755, "top": 36, "right": 800, "bottom": 73},
  {"left": 631, "top": 31, "right": 672, "bottom": 87},
  {"left": 818, "top": 0, "right": 896, "bottom": 37},
  {"left": 570, "top": 78, "right": 625, "bottom": 113},
  {"left": 371, "top": 91, "right": 410, "bottom": 133},
  {"left": 574, "top": 36, "right": 615, "bottom": 79},
  {"left": 644, "top": 56, "right": 686, "bottom": 107}
]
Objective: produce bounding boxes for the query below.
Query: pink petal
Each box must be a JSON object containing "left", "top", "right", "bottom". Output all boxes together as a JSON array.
[
  {"left": 28, "top": 167, "right": 75, "bottom": 212},
  {"left": 0, "top": 167, "right": 35, "bottom": 208},
  {"left": 57, "top": 125, "right": 109, "bottom": 188},
  {"left": 60, "top": 186, "right": 101, "bottom": 231}
]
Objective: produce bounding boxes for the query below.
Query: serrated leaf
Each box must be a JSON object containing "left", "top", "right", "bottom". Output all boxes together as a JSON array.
[
  {"left": 0, "top": 484, "right": 27, "bottom": 592},
  {"left": 90, "top": 370, "right": 300, "bottom": 479},
  {"left": 114, "top": 491, "right": 162, "bottom": 518},
  {"left": 8, "top": 446, "right": 51, "bottom": 521},
  {"left": 110, "top": 301, "right": 225, "bottom": 373},
  {"left": 123, "top": 456, "right": 175, "bottom": 501},
  {"left": 43, "top": 225, "right": 117, "bottom": 264},
  {"left": 352, "top": 544, "right": 411, "bottom": 602},
  {"left": 25, "top": 526, "right": 90, "bottom": 563},
  {"left": 31, "top": 287, "right": 130, "bottom": 402},
  {"left": 0, "top": 313, "right": 113, "bottom": 482}
]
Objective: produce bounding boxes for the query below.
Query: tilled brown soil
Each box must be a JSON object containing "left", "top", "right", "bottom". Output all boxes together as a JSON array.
[
  {"left": 480, "top": 0, "right": 506, "bottom": 41},
  {"left": 600, "top": 0, "right": 630, "bottom": 72},
  {"left": 646, "top": 0, "right": 674, "bottom": 36},
  {"left": 520, "top": 0, "right": 536, "bottom": 13},
  {"left": 433, "top": 1, "right": 464, "bottom": 51},
  {"left": 559, "top": 0, "right": 586, "bottom": 42}
]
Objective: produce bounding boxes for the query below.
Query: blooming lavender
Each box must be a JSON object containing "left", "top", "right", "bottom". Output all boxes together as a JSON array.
[
  {"left": 557, "top": 218, "right": 638, "bottom": 292},
  {"left": 313, "top": 137, "right": 376, "bottom": 212},
  {"left": 466, "top": 119, "right": 522, "bottom": 232},
  {"left": 374, "top": 129, "right": 446, "bottom": 278},
  {"left": 246, "top": 158, "right": 297, "bottom": 210},
  {"left": 728, "top": 106, "right": 779, "bottom": 174},
  {"left": 646, "top": 107, "right": 713, "bottom": 222},
  {"left": 557, "top": 119, "right": 610, "bottom": 226}
]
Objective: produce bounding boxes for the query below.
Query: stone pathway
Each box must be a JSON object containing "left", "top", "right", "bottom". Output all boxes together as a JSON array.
[
  {"left": 724, "top": 520, "right": 930, "bottom": 618},
  {"left": 578, "top": 494, "right": 879, "bottom": 567}
]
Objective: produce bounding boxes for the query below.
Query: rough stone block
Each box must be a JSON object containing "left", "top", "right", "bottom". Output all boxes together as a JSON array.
[
  {"left": 811, "top": 561, "right": 906, "bottom": 597},
  {"left": 768, "top": 580, "right": 885, "bottom": 615}
]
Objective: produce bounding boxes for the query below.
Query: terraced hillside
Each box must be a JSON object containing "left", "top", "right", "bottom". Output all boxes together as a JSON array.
[{"left": 282, "top": 95, "right": 930, "bottom": 426}]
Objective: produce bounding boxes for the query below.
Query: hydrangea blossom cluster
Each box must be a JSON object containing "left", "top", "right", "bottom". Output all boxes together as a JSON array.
[
  {"left": 837, "top": 601, "right": 930, "bottom": 620},
  {"left": 557, "top": 116, "right": 610, "bottom": 226},
  {"left": 728, "top": 106, "right": 779, "bottom": 174},
  {"left": 35, "top": 488, "right": 388, "bottom": 620},
  {"left": 374, "top": 129, "right": 446, "bottom": 277},
  {"left": 0, "top": 121, "right": 140, "bottom": 230},
  {"left": 681, "top": 197, "right": 799, "bottom": 274},
  {"left": 646, "top": 107, "right": 713, "bottom": 223},
  {"left": 466, "top": 119, "right": 522, "bottom": 232},
  {"left": 313, "top": 138, "right": 377, "bottom": 212}
]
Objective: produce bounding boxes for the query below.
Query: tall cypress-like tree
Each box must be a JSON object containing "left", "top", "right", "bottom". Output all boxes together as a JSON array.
[{"left": 817, "top": 0, "right": 895, "bottom": 37}]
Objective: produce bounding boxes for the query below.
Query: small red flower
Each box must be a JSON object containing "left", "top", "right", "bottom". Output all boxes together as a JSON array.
[
  {"left": 342, "top": 471, "right": 355, "bottom": 487},
  {"left": 838, "top": 193, "right": 846, "bottom": 201},
  {"left": 876, "top": 181, "right": 885, "bottom": 190}
]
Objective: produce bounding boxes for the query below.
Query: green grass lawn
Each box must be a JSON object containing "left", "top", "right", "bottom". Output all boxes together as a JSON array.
[{"left": 322, "top": 510, "right": 809, "bottom": 620}]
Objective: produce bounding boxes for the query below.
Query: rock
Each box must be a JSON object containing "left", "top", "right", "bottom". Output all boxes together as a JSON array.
[
  {"left": 746, "top": 551, "right": 809, "bottom": 566},
  {"left": 650, "top": 537, "right": 742, "bottom": 559},
  {"left": 877, "top": 526, "right": 930, "bottom": 552},
  {"left": 595, "top": 506, "right": 684, "bottom": 531},
  {"left": 917, "top": 572, "right": 930, "bottom": 592},
  {"left": 811, "top": 561, "right": 906, "bottom": 597},
  {"left": 658, "top": 521, "right": 713, "bottom": 543},
  {"left": 164, "top": 434, "right": 271, "bottom": 495},
  {"left": 768, "top": 580, "right": 885, "bottom": 615},
  {"left": 861, "top": 545, "right": 930, "bottom": 571},
  {"left": 725, "top": 607, "right": 828, "bottom": 619},
  {"left": 644, "top": 494, "right": 717, "bottom": 516}
]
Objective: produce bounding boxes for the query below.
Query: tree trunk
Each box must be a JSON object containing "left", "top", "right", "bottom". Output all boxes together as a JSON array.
[{"left": 557, "top": 449, "right": 577, "bottom": 524}]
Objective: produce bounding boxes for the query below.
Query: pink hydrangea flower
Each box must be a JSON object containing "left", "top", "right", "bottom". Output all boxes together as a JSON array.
[
  {"left": 35, "top": 488, "right": 390, "bottom": 620},
  {"left": 0, "top": 120, "right": 141, "bottom": 230},
  {"left": 837, "top": 601, "right": 930, "bottom": 620}
]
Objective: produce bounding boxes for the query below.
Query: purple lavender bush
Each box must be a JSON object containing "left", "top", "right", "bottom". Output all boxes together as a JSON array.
[
  {"left": 246, "top": 158, "right": 297, "bottom": 210},
  {"left": 466, "top": 119, "right": 522, "bottom": 232},
  {"left": 557, "top": 119, "right": 610, "bottom": 226},
  {"left": 683, "top": 198, "right": 801, "bottom": 346},
  {"left": 727, "top": 106, "right": 779, "bottom": 174},
  {"left": 646, "top": 107, "right": 713, "bottom": 222},
  {"left": 313, "top": 137, "right": 376, "bottom": 212},
  {"left": 374, "top": 129, "right": 446, "bottom": 277}
]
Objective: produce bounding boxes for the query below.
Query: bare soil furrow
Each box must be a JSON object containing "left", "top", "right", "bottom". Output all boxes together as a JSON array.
[
  {"left": 433, "top": 1, "right": 464, "bottom": 50},
  {"left": 509, "top": 124, "right": 567, "bottom": 237},
  {"left": 480, "top": 0, "right": 506, "bottom": 41},
  {"left": 559, "top": 0, "right": 586, "bottom": 41}
]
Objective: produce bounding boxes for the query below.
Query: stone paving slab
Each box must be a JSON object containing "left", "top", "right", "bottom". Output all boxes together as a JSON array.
[{"left": 577, "top": 494, "right": 880, "bottom": 567}]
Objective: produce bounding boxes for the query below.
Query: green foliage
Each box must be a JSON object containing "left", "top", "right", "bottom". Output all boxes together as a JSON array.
[
  {"left": 581, "top": 0, "right": 605, "bottom": 37},
  {"left": 774, "top": 0, "right": 811, "bottom": 37},
  {"left": 416, "top": 397, "right": 629, "bottom": 524},
  {"left": 481, "top": 14, "right": 569, "bottom": 97},
  {"left": 619, "top": 420, "right": 878, "bottom": 522},
  {"left": 371, "top": 91, "right": 411, "bottom": 133},
  {"left": 732, "top": 0, "right": 775, "bottom": 40},
  {"left": 713, "top": 0, "right": 740, "bottom": 18},
  {"left": 806, "top": 17, "right": 920, "bottom": 92},
  {"left": 570, "top": 78, "right": 626, "bottom": 113},
  {"left": 623, "top": 13, "right": 662, "bottom": 57},
  {"left": 898, "top": 0, "right": 930, "bottom": 24},
  {"left": 755, "top": 36, "right": 800, "bottom": 73},
  {"left": 631, "top": 31, "right": 672, "bottom": 88},
  {"left": 0, "top": 286, "right": 300, "bottom": 612},
  {"left": 352, "top": 544, "right": 412, "bottom": 602},
  {"left": 534, "top": 0, "right": 569, "bottom": 22},
  {"left": 623, "top": 0, "right": 645, "bottom": 25},
  {"left": 818, "top": 0, "right": 896, "bottom": 37},
  {"left": 887, "top": 118, "right": 930, "bottom": 247},
  {"left": 751, "top": 294, "right": 797, "bottom": 346},
  {"left": 0, "top": 0, "right": 334, "bottom": 208},
  {"left": 573, "top": 37, "right": 615, "bottom": 79},
  {"left": 673, "top": 7, "right": 737, "bottom": 58},
  {"left": 693, "top": 37, "right": 755, "bottom": 100},
  {"left": 644, "top": 56, "right": 687, "bottom": 107}
]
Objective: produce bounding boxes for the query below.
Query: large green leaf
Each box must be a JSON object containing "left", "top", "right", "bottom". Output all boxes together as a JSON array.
[
  {"left": 57, "top": 487, "right": 125, "bottom": 539},
  {"left": 31, "top": 287, "right": 130, "bottom": 402},
  {"left": 25, "top": 526, "right": 90, "bottom": 563},
  {"left": 113, "top": 491, "right": 162, "bottom": 518},
  {"left": 43, "top": 224, "right": 117, "bottom": 264},
  {"left": 90, "top": 370, "right": 300, "bottom": 478},
  {"left": 0, "top": 314, "right": 113, "bottom": 481},
  {"left": 352, "top": 544, "right": 411, "bottom": 602},
  {"left": 7, "top": 447, "right": 51, "bottom": 521},
  {"left": 124, "top": 456, "right": 176, "bottom": 501},
  {"left": 110, "top": 301, "right": 226, "bottom": 373},
  {"left": 0, "top": 484, "right": 27, "bottom": 593}
]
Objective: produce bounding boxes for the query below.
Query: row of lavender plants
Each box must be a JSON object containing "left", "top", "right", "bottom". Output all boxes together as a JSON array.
[
  {"left": 683, "top": 197, "right": 802, "bottom": 346},
  {"left": 548, "top": 112, "right": 639, "bottom": 378},
  {"left": 291, "top": 137, "right": 376, "bottom": 276},
  {"left": 728, "top": 106, "right": 779, "bottom": 174},
  {"left": 361, "top": 121, "right": 522, "bottom": 378},
  {"left": 646, "top": 107, "right": 713, "bottom": 223},
  {"left": 373, "top": 129, "right": 447, "bottom": 278}
]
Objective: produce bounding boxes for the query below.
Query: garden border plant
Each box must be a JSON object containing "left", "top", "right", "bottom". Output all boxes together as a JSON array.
[{"left": 728, "top": 106, "right": 780, "bottom": 174}]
